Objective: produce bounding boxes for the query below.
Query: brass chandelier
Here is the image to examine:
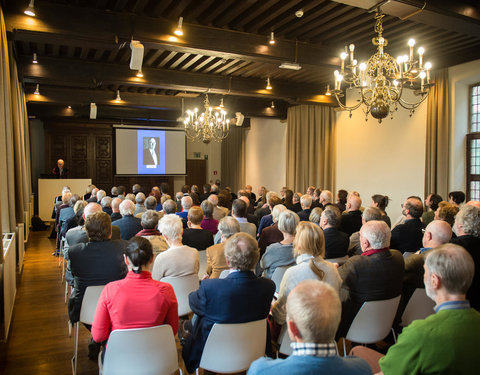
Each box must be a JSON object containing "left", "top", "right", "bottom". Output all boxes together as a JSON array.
[
  {"left": 184, "top": 94, "right": 230, "bottom": 143},
  {"left": 330, "top": 9, "right": 433, "bottom": 123}
]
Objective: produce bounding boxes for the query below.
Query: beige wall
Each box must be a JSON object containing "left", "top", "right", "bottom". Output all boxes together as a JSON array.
[
  {"left": 335, "top": 89, "right": 428, "bottom": 220},
  {"left": 245, "top": 118, "right": 287, "bottom": 195}
]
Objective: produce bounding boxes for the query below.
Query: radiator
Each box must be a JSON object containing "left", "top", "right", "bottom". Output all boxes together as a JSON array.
[
  {"left": 2, "top": 232, "right": 16, "bottom": 341},
  {"left": 16, "top": 224, "right": 25, "bottom": 273}
]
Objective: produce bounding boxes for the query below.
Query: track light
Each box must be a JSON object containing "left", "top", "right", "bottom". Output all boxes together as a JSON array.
[
  {"left": 115, "top": 90, "right": 122, "bottom": 102},
  {"left": 34, "top": 84, "right": 40, "bottom": 95},
  {"left": 174, "top": 17, "right": 184, "bottom": 36},
  {"left": 269, "top": 32, "right": 275, "bottom": 45},
  {"left": 136, "top": 69, "right": 143, "bottom": 78},
  {"left": 32, "top": 53, "right": 38, "bottom": 64},
  {"left": 271, "top": 101, "right": 275, "bottom": 108},
  {"left": 266, "top": 77, "right": 272, "bottom": 90},
  {"left": 24, "top": 0, "right": 35, "bottom": 16}
]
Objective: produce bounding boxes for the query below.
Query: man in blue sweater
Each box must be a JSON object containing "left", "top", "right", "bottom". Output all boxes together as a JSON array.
[{"left": 248, "top": 279, "right": 371, "bottom": 375}]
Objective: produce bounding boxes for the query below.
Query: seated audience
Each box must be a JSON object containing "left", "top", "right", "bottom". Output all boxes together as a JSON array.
[
  {"left": 91, "top": 237, "right": 178, "bottom": 354},
  {"left": 60, "top": 200, "right": 87, "bottom": 240},
  {"left": 239, "top": 195, "right": 259, "bottom": 226},
  {"left": 205, "top": 217, "right": 240, "bottom": 279},
  {"left": 348, "top": 207, "right": 382, "bottom": 256},
  {"left": 144, "top": 195, "right": 158, "bottom": 212},
  {"left": 257, "top": 193, "right": 282, "bottom": 235},
  {"left": 110, "top": 186, "right": 118, "bottom": 198},
  {"left": 271, "top": 222, "right": 342, "bottom": 326},
  {"left": 181, "top": 232, "right": 275, "bottom": 374},
  {"left": 100, "top": 196, "right": 112, "bottom": 216},
  {"left": 136, "top": 210, "right": 168, "bottom": 256},
  {"left": 297, "top": 194, "right": 313, "bottom": 222},
  {"left": 227, "top": 198, "right": 257, "bottom": 239},
  {"left": 117, "top": 185, "right": 126, "bottom": 200},
  {"left": 353, "top": 244, "right": 480, "bottom": 374},
  {"left": 133, "top": 192, "right": 146, "bottom": 216},
  {"left": 112, "top": 199, "right": 143, "bottom": 240},
  {"left": 260, "top": 210, "right": 299, "bottom": 279},
  {"left": 96, "top": 189, "right": 106, "bottom": 204},
  {"left": 421, "top": 193, "right": 442, "bottom": 226},
  {"left": 309, "top": 207, "right": 324, "bottom": 226},
  {"left": 319, "top": 189, "right": 334, "bottom": 209},
  {"left": 249, "top": 280, "right": 371, "bottom": 375},
  {"left": 390, "top": 196, "right": 424, "bottom": 253},
  {"left": 448, "top": 190, "right": 466, "bottom": 207},
  {"left": 339, "top": 194, "right": 363, "bottom": 236},
  {"left": 110, "top": 197, "right": 122, "bottom": 222},
  {"left": 149, "top": 189, "right": 162, "bottom": 211},
  {"left": 258, "top": 204, "right": 287, "bottom": 256},
  {"left": 68, "top": 211, "right": 128, "bottom": 358},
  {"left": 183, "top": 206, "right": 214, "bottom": 251},
  {"left": 291, "top": 192, "right": 302, "bottom": 213},
  {"left": 320, "top": 206, "right": 349, "bottom": 259},
  {"left": 152, "top": 214, "right": 199, "bottom": 280},
  {"left": 435, "top": 201, "right": 459, "bottom": 227},
  {"left": 125, "top": 193, "right": 135, "bottom": 202},
  {"left": 337, "top": 220, "right": 404, "bottom": 338},
  {"left": 199, "top": 184, "right": 211, "bottom": 202},
  {"left": 208, "top": 194, "right": 227, "bottom": 221},
  {"left": 132, "top": 184, "right": 142, "bottom": 195},
  {"left": 255, "top": 186, "right": 267, "bottom": 208},
  {"left": 451, "top": 205, "right": 480, "bottom": 311},
  {"left": 371, "top": 194, "right": 391, "bottom": 228},
  {"left": 175, "top": 192, "right": 184, "bottom": 212},
  {"left": 245, "top": 184, "right": 257, "bottom": 205},
  {"left": 311, "top": 188, "right": 322, "bottom": 209},
  {"left": 336, "top": 189, "right": 348, "bottom": 213},
  {"left": 86, "top": 187, "right": 98, "bottom": 203},
  {"left": 200, "top": 200, "right": 219, "bottom": 235}
]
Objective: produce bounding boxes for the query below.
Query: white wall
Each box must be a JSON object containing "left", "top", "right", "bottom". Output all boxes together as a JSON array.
[
  {"left": 245, "top": 118, "right": 287, "bottom": 194},
  {"left": 448, "top": 59, "right": 480, "bottom": 193},
  {"left": 335, "top": 89, "right": 428, "bottom": 220}
]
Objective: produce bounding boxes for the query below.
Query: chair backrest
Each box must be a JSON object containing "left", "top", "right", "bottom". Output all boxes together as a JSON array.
[
  {"left": 161, "top": 274, "right": 199, "bottom": 316},
  {"left": 198, "top": 250, "right": 207, "bottom": 279},
  {"left": 199, "top": 319, "right": 267, "bottom": 373},
  {"left": 219, "top": 269, "right": 230, "bottom": 279},
  {"left": 271, "top": 266, "right": 289, "bottom": 293},
  {"left": 80, "top": 285, "right": 105, "bottom": 325},
  {"left": 346, "top": 295, "right": 401, "bottom": 344},
  {"left": 278, "top": 324, "right": 293, "bottom": 356},
  {"left": 325, "top": 256, "right": 348, "bottom": 266},
  {"left": 401, "top": 288, "right": 435, "bottom": 326},
  {"left": 102, "top": 325, "right": 179, "bottom": 375}
]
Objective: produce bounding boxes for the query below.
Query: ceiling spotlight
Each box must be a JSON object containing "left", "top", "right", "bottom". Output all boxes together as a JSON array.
[
  {"left": 24, "top": 0, "right": 35, "bottom": 16},
  {"left": 33, "top": 84, "right": 40, "bottom": 95},
  {"left": 269, "top": 32, "right": 275, "bottom": 45},
  {"left": 115, "top": 90, "right": 122, "bottom": 102},
  {"left": 136, "top": 69, "right": 143, "bottom": 78},
  {"left": 271, "top": 101, "right": 275, "bottom": 108},
  {"left": 295, "top": 9, "right": 304, "bottom": 18},
  {"left": 67, "top": 105, "right": 72, "bottom": 109},
  {"left": 266, "top": 77, "right": 272, "bottom": 90},
  {"left": 174, "top": 17, "right": 184, "bottom": 36},
  {"left": 32, "top": 53, "right": 38, "bottom": 64}
]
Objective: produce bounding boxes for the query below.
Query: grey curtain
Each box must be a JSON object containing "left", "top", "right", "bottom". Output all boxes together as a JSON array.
[
  {"left": 221, "top": 125, "right": 246, "bottom": 193},
  {"left": 286, "top": 105, "right": 336, "bottom": 193},
  {"left": 425, "top": 69, "right": 449, "bottom": 199}
]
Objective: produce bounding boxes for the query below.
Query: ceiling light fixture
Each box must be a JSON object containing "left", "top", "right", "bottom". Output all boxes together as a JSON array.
[
  {"left": 33, "top": 84, "right": 40, "bottom": 95},
  {"left": 32, "top": 52, "right": 38, "bottom": 64},
  {"left": 325, "top": 84, "right": 331, "bottom": 96},
  {"left": 67, "top": 105, "right": 72, "bottom": 109},
  {"left": 269, "top": 32, "right": 275, "bottom": 45},
  {"left": 115, "top": 90, "right": 122, "bottom": 102},
  {"left": 24, "top": 0, "right": 35, "bottom": 17},
  {"left": 184, "top": 94, "right": 230, "bottom": 144},
  {"left": 271, "top": 101, "right": 275, "bottom": 108},
  {"left": 174, "top": 17, "right": 184, "bottom": 36},
  {"left": 279, "top": 39, "right": 302, "bottom": 70},
  {"left": 266, "top": 77, "right": 272, "bottom": 90},
  {"left": 136, "top": 69, "right": 143, "bottom": 78},
  {"left": 331, "top": 8, "right": 433, "bottom": 123}
]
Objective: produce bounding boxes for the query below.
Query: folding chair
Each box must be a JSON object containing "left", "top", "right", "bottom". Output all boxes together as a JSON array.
[
  {"left": 401, "top": 288, "right": 435, "bottom": 326},
  {"left": 161, "top": 274, "right": 199, "bottom": 317}
]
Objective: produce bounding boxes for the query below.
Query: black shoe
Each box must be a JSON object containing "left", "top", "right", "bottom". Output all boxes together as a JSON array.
[
  {"left": 178, "top": 320, "right": 191, "bottom": 345},
  {"left": 52, "top": 250, "right": 60, "bottom": 256},
  {"left": 88, "top": 339, "right": 101, "bottom": 360}
]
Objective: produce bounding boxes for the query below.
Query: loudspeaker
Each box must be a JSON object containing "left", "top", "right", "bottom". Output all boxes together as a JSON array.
[
  {"left": 235, "top": 112, "right": 244, "bottom": 127},
  {"left": 90, "top": 103, "right": 97, "bottom": 119},
  {"left": 129, "top": 40, "right": 144, "bottom": 70}
]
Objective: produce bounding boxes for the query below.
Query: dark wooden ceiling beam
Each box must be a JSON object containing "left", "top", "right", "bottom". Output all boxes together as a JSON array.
[
  {"left": 245, "top": 0, "right": 304, "bottom": 33},
  {"left": 18, "top": 56, "right": 336, "bottom": 104},
  {"left": 5, "top": 2, "right": 339, "bottom": 69}
]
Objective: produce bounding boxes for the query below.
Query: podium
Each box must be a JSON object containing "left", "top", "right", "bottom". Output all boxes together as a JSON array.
[{"left": 38, "top": 178, "right": 92, "bottom": 221}]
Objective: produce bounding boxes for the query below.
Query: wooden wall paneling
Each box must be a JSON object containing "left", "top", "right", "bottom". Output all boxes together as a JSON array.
[
  {"left": 70, "top": 135, "right": 88, "bottom": 178},
  {"left": 186, "top": 159, "right": 206, "bottom": 188},
  {"left": 94, "top": 135, "right": 113, "bottom": 190}
]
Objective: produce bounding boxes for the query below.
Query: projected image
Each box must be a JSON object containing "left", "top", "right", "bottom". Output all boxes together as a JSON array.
[{"left": 137, "top": 130, "right": 166, "bottom": 174}]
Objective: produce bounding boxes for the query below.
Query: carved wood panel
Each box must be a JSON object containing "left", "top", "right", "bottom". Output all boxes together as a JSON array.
[
  {"left": 96, "top": 136, "right": 111, "bottom": 159},
  {"left": 71, "top": 135, "right": 88, "bottom": 159}
]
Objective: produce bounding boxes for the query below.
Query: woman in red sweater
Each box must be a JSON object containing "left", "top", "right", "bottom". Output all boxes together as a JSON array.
[{"left": 92, "top": 237, "right": 179, "bottom": 345}]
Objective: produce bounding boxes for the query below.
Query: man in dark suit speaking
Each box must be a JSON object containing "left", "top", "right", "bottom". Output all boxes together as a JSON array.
[
  {"left": 143, "top": 137, "right": 159, "bottom": 166},
  {"left": 181, "top": 232, "right": 275, "bottom": 373}
]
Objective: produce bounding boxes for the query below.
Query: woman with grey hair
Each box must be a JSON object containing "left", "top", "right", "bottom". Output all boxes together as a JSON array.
[
  {"left": 260, "top": 210, "right": 299, "bottom": 279},
  {"left": 136, "top": 210, "right": 168, "bottom": 257}
]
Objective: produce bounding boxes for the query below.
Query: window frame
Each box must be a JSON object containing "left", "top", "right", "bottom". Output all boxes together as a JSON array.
[{"left": 466, "top": 82, "right": 480, "bottom": 201}]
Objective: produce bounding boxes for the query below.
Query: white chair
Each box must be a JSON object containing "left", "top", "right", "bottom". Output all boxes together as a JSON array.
[
  {"left": 342, "top": 295, "right": 401, "bottom": 356},
  {"left": 161, "top": 274, "right": 199, "bottom": 317},
  {"left": 71, "top": 285, "right": 105, "bottom": 375},
  {"left": 271, "top": 266, "right": 289, "bottom": 293},
  {"left": 401, "top": 288, "right": 435, "bottom": 326},
  {"left": 325, "top": 255, "right": 348, "bottom": 265},
  {"left": 198, "top": 250, "right": 207, "bottom": 279},
  {"left": 99, "top": 325, "right": 182, "bottom": 375},
  {"left": 219, "top": 269, "right": 230, "bottom": 279},
  {"left": 197, "top": 319, "right": 267, "bottom": 374},
  {"left": 278, "top": 325, "right": 293, "bottom": 356}
]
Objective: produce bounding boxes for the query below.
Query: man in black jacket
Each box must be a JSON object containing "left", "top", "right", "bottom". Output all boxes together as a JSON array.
[
  {"left": 320, "top": 206, "right": 349, "bottom": 259},
  {"left": 390, "top": 197, "right": 424, "bottom": 254}
]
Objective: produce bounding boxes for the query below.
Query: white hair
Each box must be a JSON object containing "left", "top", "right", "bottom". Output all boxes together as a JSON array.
[
  {"left": 278, "top": 210, "right": 300, "bottom": 235},
  {"left": 101, "top": 196, "right": 112, "bottom": 208},
  {"left": 135, "top": 192, "right": 146, "bottom": 204},
  {"left": 320, "top": 190, "right": 332, "bottom": 204},
  {"left": 360, "top": 220, "right": 391, "bottom": 249},
  {"left": 181, "top": 196, "right": 193, "bottom": 210},
  {"left": 300, "top": 194, "right": 312, "bottom": 208},
  {"left": 84, "top": 202, "right": 102, "bottom": 218},
  {"left": 159, "top": 214, "right": 183, "bottom": 241},
  {"left": 96, "top": 189, "right": 106, "bottom": 202},
  {"left": 119, "top": 199, "right": 135, "bottom": 216},
  {"left": 272, "top": 204, "right": 287, "bottom": 222}
]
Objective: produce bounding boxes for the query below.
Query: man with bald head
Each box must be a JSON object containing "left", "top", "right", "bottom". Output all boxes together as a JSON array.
[
  {"left": 110, "top": 197, "right": 122, "bottom": 222},
  {"left": 391, "top": 196, "right": 424, "bottom": 254},
  {"left": 339, "top": 194, "right": 363, "bottom": 236},
  {"left": 337, "top": 220, "right": 404, "bottom": 337},
  {"left": 52, "top": 158, "right": 68, "bottom": 178},
  {"left": 249, "top": 280, "right": 371, "bottom": 375}
]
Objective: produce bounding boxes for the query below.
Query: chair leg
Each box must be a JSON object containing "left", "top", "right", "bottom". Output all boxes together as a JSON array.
[
  {"left": 343, "top": 337, "right": 347, "bottom": 357},
  {"left": 71, "top": 322, "right": 79, "bottom": 375},
  {"left": 391, "top": 328, "right": 397, "bottom": 343},
  {"left": 65, "top": 281, "right": 69, "bottom": 304}
]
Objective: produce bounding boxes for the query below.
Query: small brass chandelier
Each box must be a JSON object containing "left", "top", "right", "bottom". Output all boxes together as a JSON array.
[
  {"left": 184, "top": 94, "right": 230, "bottom": 143},
  {"left": 330, "top": 9, "right": 433, "bottom": 123}
]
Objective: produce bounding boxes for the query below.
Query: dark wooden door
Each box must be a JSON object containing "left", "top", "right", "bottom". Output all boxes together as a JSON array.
[{"left": 186, "top": 159, "right": 206, "bottom": 188}]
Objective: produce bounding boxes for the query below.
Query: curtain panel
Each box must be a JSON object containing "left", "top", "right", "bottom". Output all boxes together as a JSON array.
[
  {"left": 221, "top": 125, "right": 246, "bottom": 193},
  {"left": 286, "top": 105, "right": 336, "bottom": 193},
  {"left": 425, "top": 69, "right": 449, "bottom": 199}
]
